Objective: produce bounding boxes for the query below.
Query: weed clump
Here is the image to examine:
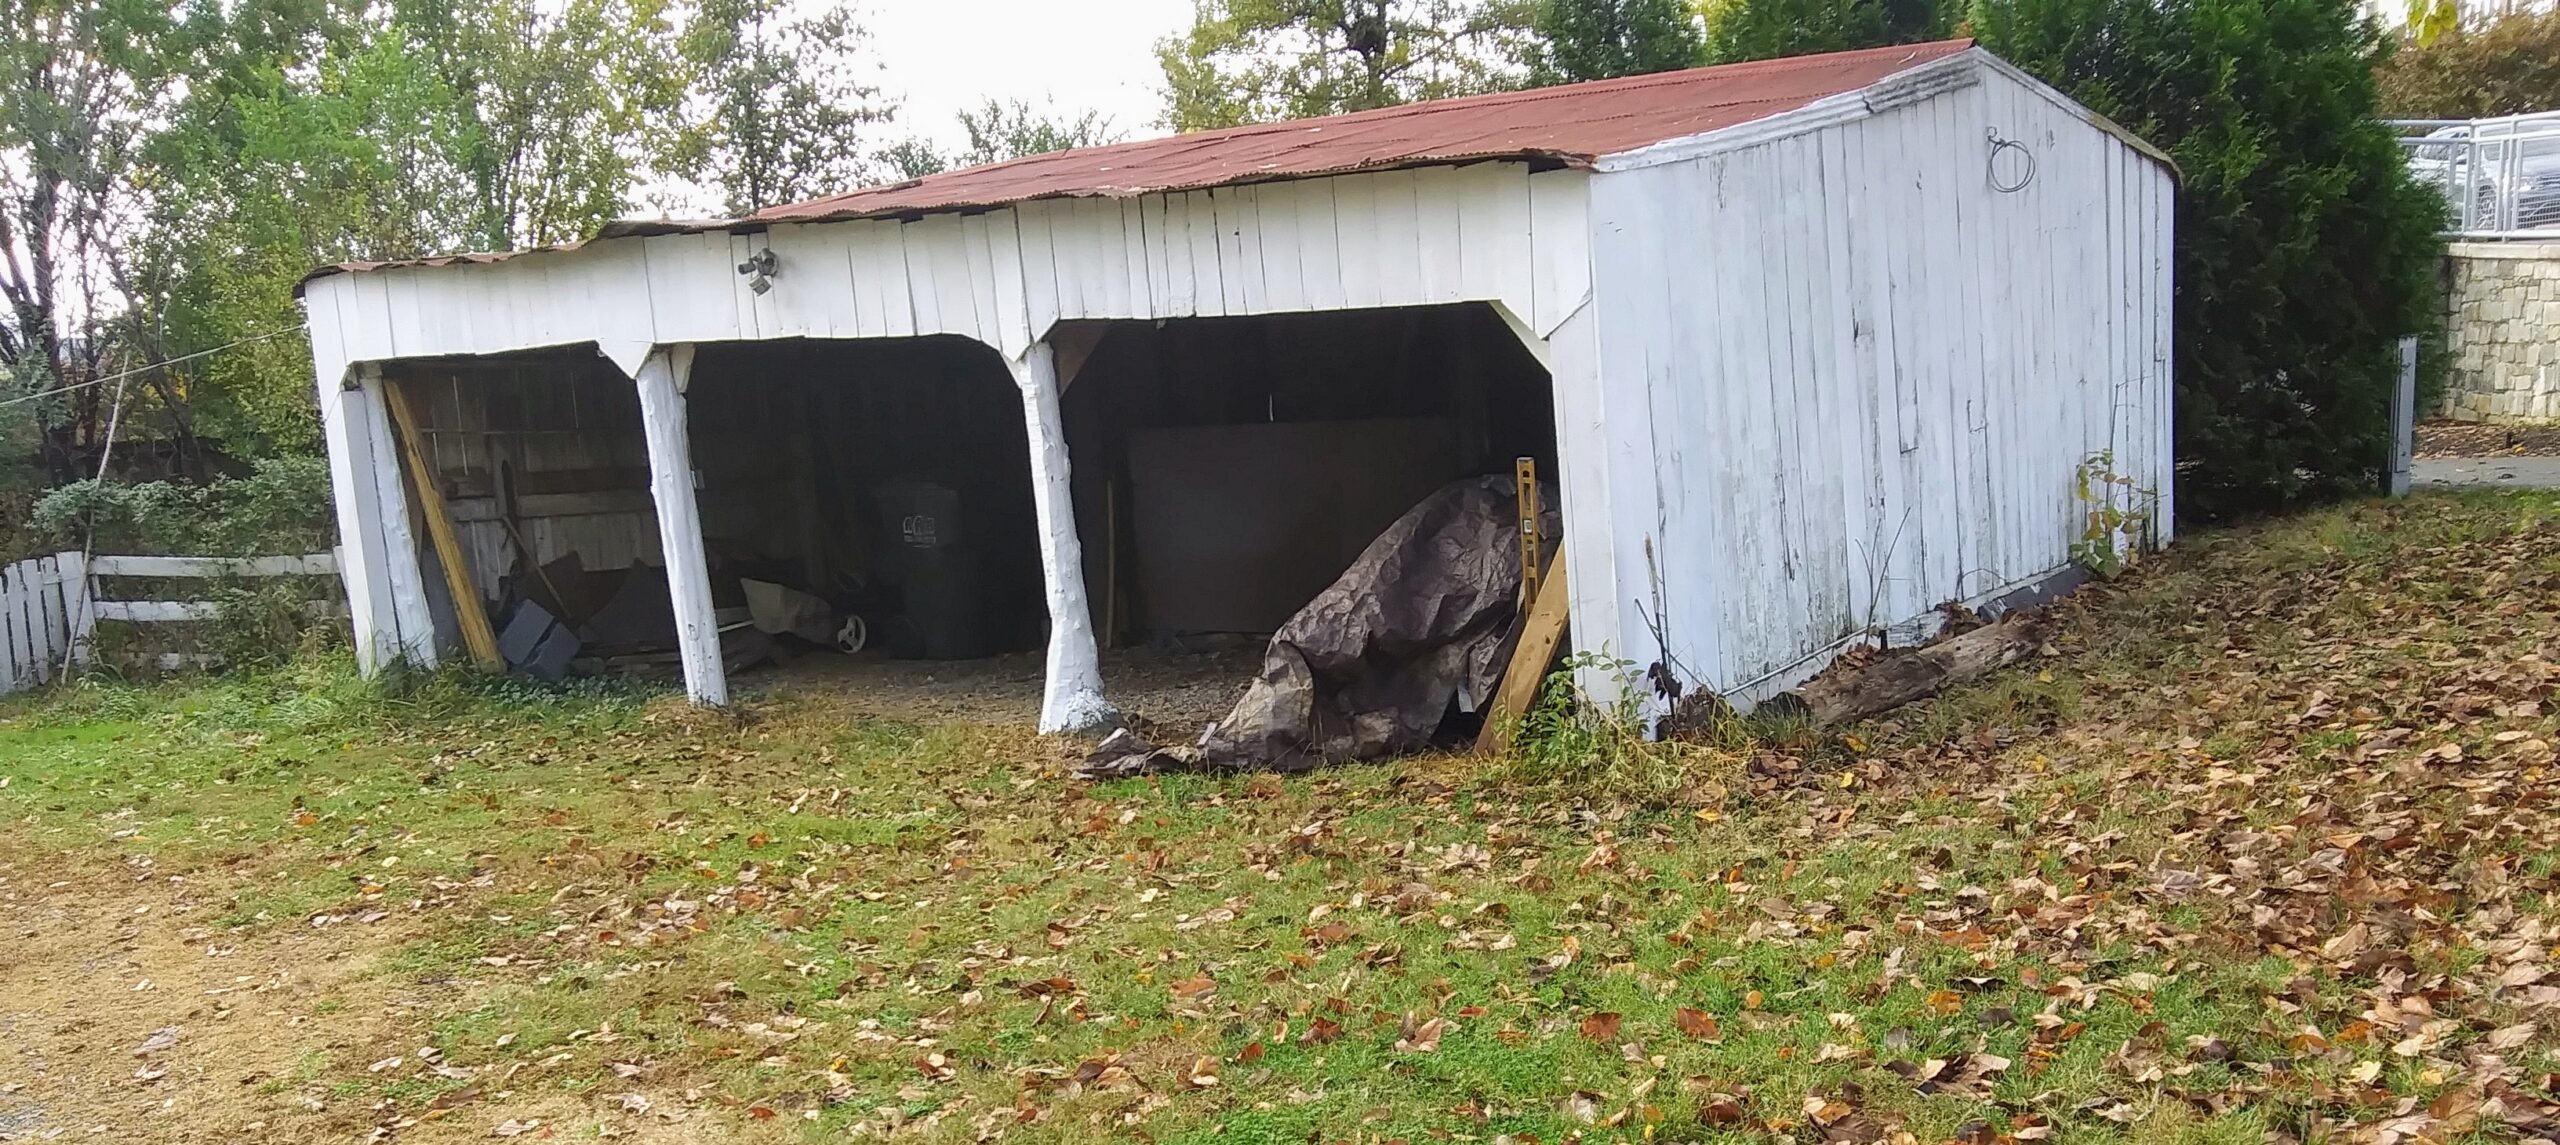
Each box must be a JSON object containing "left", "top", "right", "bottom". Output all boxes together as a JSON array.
[{"left": 1496, "top": 652, "right": 1746, "bottom": 807}]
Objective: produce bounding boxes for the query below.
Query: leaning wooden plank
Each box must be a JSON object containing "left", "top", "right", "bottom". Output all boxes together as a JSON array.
[
  {"left": 89, "top": 553, "right": 340, "bottom": 577},
  {"left": 1777, "top": 615, "right": 2047, "bottom": 726},
  {"left": 1476, "top": 553, "right": 1571, "bottom": 753},
  {"left": 382, "top": 380, "right": 504, "bottom": 671}
]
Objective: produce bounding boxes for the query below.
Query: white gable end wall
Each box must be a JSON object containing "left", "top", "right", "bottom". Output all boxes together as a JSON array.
[{"left": 1581, "top": 57, "right": 2174, "bottom": 704}]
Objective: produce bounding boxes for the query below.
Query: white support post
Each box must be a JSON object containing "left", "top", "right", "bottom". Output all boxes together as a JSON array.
[
  {"left": 319, "top": 361, "right": 394, "bottom": 672},
  {"left": 356, "top": 365, "right": 436, "bottom": 665},
  {"left": 1009, "top": 340, "right": 1116, "bottom": 733},
  {"left": 634, "top": 345, "right": 727, "bottom": 706},
  {"left": 316, "top": 360, "right": 435, "bottom": 673}
]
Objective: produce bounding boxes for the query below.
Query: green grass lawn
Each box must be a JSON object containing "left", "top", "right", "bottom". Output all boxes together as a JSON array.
[{"left": 8, "top": 490, "right": 2560, "bottom": 1143}]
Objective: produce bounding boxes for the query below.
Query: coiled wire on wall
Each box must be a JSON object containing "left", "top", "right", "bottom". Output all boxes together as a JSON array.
[{"left": 1987, "top": 129, "right": 2037, "bottom": 194}]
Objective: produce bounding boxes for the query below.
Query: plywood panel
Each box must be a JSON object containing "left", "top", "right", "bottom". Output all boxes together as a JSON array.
[
  {"left": 1015, "top": 201, "right": 1063, "bottom": 338},
  {"left": 1411, "top": 167, "right": 1464, "bottom": 303},
  {"left": 1294, "top": 181, "right": 1346, "bottom": 312},
  {"left": 1370, "top": 170, "right": 1424, "bottom": 304},
  {"left": 1180, "top": 190, "right": 1225, "bottom": 317},
  {"left": 1253, "top": 181, "right": 1310, "bottom": 313},
  {"left": 1453, "top": 162, "right": 1534, "bottom": 319},
  {"left": 1527, "top": 169, "right": 1591, "bottom": 334},
  {"left": 1331, "top": 174, "right": 1383, "bottom": 310},
  {"left": 766, "top": 224, "right": 851, "bottom": 339},
  {"left": 1127, "top": 419, "right": 1466, "bottom": 632}
]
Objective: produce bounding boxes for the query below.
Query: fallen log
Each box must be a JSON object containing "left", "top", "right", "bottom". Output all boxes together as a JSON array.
[{"left": 1777, "top": 615, "right": 2047, "bottom": 726}]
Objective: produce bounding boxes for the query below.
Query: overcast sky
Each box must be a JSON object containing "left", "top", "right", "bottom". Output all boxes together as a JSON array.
[{"left": 866, "top": 0, "right": 1198, "bottom": 153}]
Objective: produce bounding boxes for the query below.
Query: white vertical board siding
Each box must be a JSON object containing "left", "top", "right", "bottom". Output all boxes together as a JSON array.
[
  {"left": 319, "top": 161, "right": 1580, "bottom": 368},
  {"left": 1584, "top": 66, "right": 2173, "bottom": 702},
  {"left": 307, "top": 278, "right": 436, "bottom": 672}
]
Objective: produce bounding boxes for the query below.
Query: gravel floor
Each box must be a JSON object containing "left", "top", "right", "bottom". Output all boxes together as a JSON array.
[{"left": 743, "top": 640, "right": 1264, "bottom": 734}]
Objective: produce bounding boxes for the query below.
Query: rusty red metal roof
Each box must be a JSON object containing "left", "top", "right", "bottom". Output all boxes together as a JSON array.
[
  {"left": 760, "top": 40, "right": 1973, "bottom": 224},
  {"left": 304, "top": 40, "right": 1973, "bottom": 286}
]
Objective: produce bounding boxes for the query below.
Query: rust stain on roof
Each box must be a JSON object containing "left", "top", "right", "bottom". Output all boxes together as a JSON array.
[
  {"left": 304, "top": 40, "right": 1973, "bottom": 285},
  {"left": 757, "top": 39, "right": 1972, "bottom": 224}
]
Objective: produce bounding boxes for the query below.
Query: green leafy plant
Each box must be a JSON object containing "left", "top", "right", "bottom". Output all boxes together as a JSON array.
[
  {"left": 2377, "top": 8, "right": 2560, "bottom": 119},
  {"left": 2069, "top": 449, "right": 2157, "bottom": 578},
  {"left": 205, "top": 577, "right": 333, "bottom": 670},
  {"left": 1510, "top": 650, "right": 1649, "bottom": 766},
  {"left": 30, "top": 456, "right": 335, "bottom": 556},
  {"left": 1500, "top": 651, "right": 1742, "bottom": 805}
]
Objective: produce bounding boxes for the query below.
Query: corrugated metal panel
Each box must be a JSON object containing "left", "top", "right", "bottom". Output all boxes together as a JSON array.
[
  {"left": 763, "top": 41, "right": 1971, "bottom": 225},
  {"left": 1580, "top": 61, "right": 2175, "bottom": 704},
  {"left": 301, "top": 41, "right": 1972, "bottom": 287}
]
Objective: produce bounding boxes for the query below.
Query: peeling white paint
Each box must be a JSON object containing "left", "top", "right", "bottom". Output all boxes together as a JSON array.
[
  {"left": 1010, "top": 341, "right": 1115, "bottom": 734},
  {"left": 633, "top": 346, "right": 727, "bottom": 706},
  {"left": 1583, "top": 60, "right": 2175, "bottom": 702}
]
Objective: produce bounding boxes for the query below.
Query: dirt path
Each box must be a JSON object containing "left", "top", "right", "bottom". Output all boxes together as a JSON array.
[
  {"left": 0, "top": 861, "right": 723, "bottom": 1144},
  {"left": 0, "top": 859, "right": 379, "bottom": 1142}
]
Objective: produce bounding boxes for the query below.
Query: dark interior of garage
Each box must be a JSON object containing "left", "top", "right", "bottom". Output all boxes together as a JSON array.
[
  {"left": 687, "top": 337, "right": 1042, "bottom": 661},
  {"left": 384, "top": 303, "right": 1555, "bottom": 715},
  {"left": 1062, "top": 302, "right": 1556, "bottom": 645}
]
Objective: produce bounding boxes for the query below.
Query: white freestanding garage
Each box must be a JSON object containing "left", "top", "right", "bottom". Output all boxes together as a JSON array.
[{"left": 300, "top": 40, "right": 2173, "bottom": 732}]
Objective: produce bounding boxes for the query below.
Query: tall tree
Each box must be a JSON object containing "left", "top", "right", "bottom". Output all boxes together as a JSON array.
[
  {"left": 1159, "top": 0, "right": 1540, "bottom": 130},
  {"left": 0, "top": 0, "right": 191, "bottom": 479},
  {"left": 1525, "top": 0, "right": 1705, "bottom": 83},
  {"left": 1702, "top": 0, "right": 1953, "bottom": 62},
  {"left": 956, "top": 99, "right": 1123, "bottom": 166},
  {"left": 670, "top": 0, "right": 889, "bottom": 216},
  {"left": 874, "top": 137, "right": 950, "bottom": 180},
  {"left": 395, "top": 0, "right": 687, "bottom": 249},
  {"left": 138, "top": 0, "right": 688, "bottom": 453},
  {"left": 2377, "top": 7, "right": 2560, "bottom": 117}
]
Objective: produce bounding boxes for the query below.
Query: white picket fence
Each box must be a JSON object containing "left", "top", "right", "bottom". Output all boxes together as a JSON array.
[{"left": 0, "top": 550, "right": 343, "bottom": 696}]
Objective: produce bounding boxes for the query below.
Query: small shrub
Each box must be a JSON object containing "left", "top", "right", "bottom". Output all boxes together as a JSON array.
[
  {"left": 2069, "top": 450, "right": 2159, "bottom": 578},
  {"left": 1500, "top": 652, "right": 1740, "bottom": 805},
  {"left": 206, "top": 578, "right": 330, "bottom": 670},
  {"left": 30, "top": 455, "right": 335, "bottom": 556}
]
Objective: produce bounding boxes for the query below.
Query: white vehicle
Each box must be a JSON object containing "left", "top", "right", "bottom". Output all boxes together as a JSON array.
[{"left": 2398, "top": 112, "right": 2560, "bottom": 235}]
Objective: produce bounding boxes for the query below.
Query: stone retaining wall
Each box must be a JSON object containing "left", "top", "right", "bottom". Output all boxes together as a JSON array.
[{"left": 2438, "top": 242, "right": 2560, "bottom": 424}]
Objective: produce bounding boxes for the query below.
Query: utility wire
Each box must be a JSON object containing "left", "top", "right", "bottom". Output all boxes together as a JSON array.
[
  {"left": 0, "top": 326, "right": 301, "bottom": 410},
  {"left": 56, "top": 361, "right": 134, "bottom": 682}
]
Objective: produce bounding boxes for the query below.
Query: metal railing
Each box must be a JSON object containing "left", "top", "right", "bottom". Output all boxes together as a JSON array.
[{"left": 2391, "top": 112, "right": 2560, "bottom": 239}]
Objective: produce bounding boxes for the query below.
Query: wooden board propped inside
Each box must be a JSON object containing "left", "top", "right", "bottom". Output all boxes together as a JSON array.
[
  {"left": 1476, "top": 552, "right": 1569, "bottom": 753},
  {"left": 382, "top": 381, "right": 504, "bottom": 672}
]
